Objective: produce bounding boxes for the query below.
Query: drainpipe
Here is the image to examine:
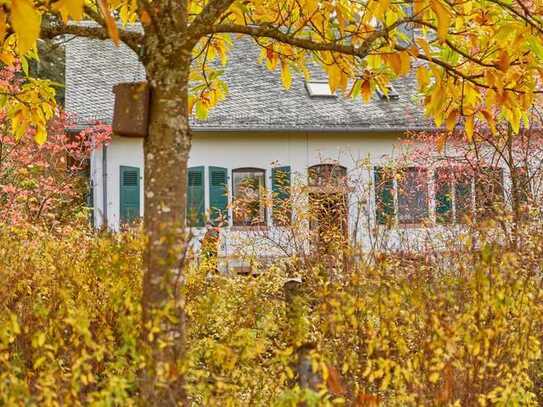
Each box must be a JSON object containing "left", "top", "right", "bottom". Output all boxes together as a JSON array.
[{"left": 102, "top": 144, "right": 108, "bottom": 228}]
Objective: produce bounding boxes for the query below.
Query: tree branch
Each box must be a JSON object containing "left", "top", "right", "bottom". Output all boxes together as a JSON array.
[
  {"left": 41, "top": 22, "right": 143, "bottom": 54},
  {"left": 187, "top": 0, "right": 237, "bottom": 45}
]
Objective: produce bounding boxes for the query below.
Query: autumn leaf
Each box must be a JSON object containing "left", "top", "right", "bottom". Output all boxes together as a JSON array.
[
  {"left": 436, "top": 133, "right": 447, "bottom": 153},
  {"left": 430, "top": 0, "right": 451, "bottom": 40},
  {"left": 326, "top": 365, "right": 346, "bottom": 396},
  {"left": 11, "top": 0, "right": 41, "bottom": 55},
  {"left": 445, "top": 109, "right": 458, "bottom": 131},
  {"left": 465, "top": 114, "right": 474, "bottom": 142},
  {"left": 497, "top": 51, "right": 510, "bottom": 72},
  {"left": 355, "top": 392, "right": 380, "bottom": 406},
  {"left": 98, "top": 0, "right": 120, "bottom": 46},
  {"left": 280, "top": 60, "right": 292, "bottom": 90},
  {"left": 52, "top": 0, "right": 84, "bottom": 22},
  {"left": 361, "top": 79, "right": 372, "bottom": 102}
]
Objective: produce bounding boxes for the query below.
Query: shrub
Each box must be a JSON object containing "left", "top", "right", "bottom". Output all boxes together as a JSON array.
[{"left": 1, "top": 223, "right": 543, "bottom": 405}]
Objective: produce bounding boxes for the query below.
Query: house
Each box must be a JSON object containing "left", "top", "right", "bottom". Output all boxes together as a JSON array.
[{"left": 65, "top": 29, "right": 522, "bottom": 264}]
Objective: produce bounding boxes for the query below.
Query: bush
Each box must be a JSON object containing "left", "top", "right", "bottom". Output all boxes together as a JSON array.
[{"left": 1, "top": 224, "right": 543, "bottom": 405}]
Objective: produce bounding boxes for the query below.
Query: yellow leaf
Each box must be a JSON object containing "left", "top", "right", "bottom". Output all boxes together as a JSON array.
[
  {"left": 35, "top": 126, "right": 47, "bottom": 144},
  {"left": 399, "top": 52, "right": 410, "bottom": 75},
  {"left": 465, "top": 115, "right": 474, "bottom": 142},
  {"left": 280, "top": 60, "right": 292, "bottom": 90},
  {"left": 0, "top": 9, "right": 7, "bottom": 43},
  {"left": 11, "top": 0, "right": 41, "bottom": 55},
  {"left": 430, "top": 0, "right": 451, "bottom": 40},
  {"left": 53, "top": 0, "right": 84, "bottom": 22},
  {"left": 98, "top": 0, "right": 120, "bottom": 46},
  {"left": 416, "top": 37, "right": 432, "bottom": 58},
  {"left": 416, "top": 65, "right": 430, "bottom": 89}
]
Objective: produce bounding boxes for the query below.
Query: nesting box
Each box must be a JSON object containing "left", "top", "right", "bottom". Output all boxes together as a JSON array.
[{"left": 112, "top": 82, "right": 150, "bottom": 137}]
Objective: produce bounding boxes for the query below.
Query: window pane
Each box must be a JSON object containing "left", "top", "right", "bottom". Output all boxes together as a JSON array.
[
  {"left": 435, "top": 168, "right": 453, "bottom": 224},
  {"left": 454, "top": 170, "right": 473, "bottom": 223},
  {"left": 475, "top": 167, "right": 504, "bottom": 220},
  {"left": 233, "top": 169, "right": 266, "bottom": 226},
  {"left": 374, "top": 166, "right": 395, "bottom": 225},
  {"left": 308, "top": 164, "right": 347, "bottom": 187},
  {"left": 398, "top": 167, "right": 428, "bottom": 225}
]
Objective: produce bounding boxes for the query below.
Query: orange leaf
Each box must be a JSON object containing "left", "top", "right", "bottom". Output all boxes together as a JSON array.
[
  {"left": 436, "top": 133, "right": 447, "bottom": 153},
  {"left": 140, "top": 10, "right": 151, "bottom": 26},
  {"left": 355, "top": 392, "right": 380, "bottom": 406},
  {"left": 326, "top": 366, "right": 346, "bottom": 396},
  {"left": 497, "top": 51, "right": 510, "bottom": 72},
  {"left": 361, "top": 79, "right": 372, "bottom": 102},
  {"left": 98, "top": 0, "right": 120, "bottom": 46}
]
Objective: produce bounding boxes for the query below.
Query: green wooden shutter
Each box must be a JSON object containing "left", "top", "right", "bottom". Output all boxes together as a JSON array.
[
  {"left": 374, "top": 166, "right": 395, "bottom": 225},
  {"left": 209, "top": 166, "right": 228, "bottom": 226},
  {"left": 120, "top": 166, "right": 140, "bottom": 223},
  {"left": 435, "top": 168, "right": 452, "bottom": 224},
  {"left": 272, "top": 166, "right": 292, "bottom": 225},
  {"left": 187, "top": 166, "right": 205, "bottom": 227}
]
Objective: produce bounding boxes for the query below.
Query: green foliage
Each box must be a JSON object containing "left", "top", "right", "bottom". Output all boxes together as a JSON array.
[{"left": 1, "top": 224, "right": 543, "bottom": 405}]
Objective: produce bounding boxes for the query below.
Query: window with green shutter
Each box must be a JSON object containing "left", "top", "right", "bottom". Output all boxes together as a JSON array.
[
  {"left": 374, "top": 166, "right": 395, "bottom": 225},
  {"left": 209, "top": 166, "right": 228, "bottom": 226},
  {"left": 187, "top": 166, "right": 205, "bottom": 227},
  {"left": 120, "top": 166, "right": 140, "bottom": 223},
  {"left": 272, "top": 166, "right": 291, "bottom": 225},
  {"left": 435, "top": 167, "right": 453, "bottom": 224}
]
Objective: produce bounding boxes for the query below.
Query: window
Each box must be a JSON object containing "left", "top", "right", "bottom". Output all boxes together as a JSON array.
[
  {"left": 376, "top": 84, "right": 400, "bottom": 100},
  {"left": 435, "top": 167, "right": 473, "bottom": 224},
  {"left": 305, "top": 81, "right": 336, "bottom": 98},
  {"left": 511, "top": 167, "right": 531, "bottom": 214},
  {"left": 397, "top": 167, "right": 429, "bottom": 224},
  {"left": 209, "top": 166, "right": 228, "bottom": 226},
  {"left": 119, "top": 166, "right": 140, "bottom": 223},
  {"left": 308, "top": 164, "right": 347, "bottom": 187},
  {"left": 272, "top": 166, "right": 292, "bottom": 226},
  {"left": 475, "top": 167, "right": 504, "bottom": 220},
  {"left": 187, "top": 166, "right": 205, "bottom": 227},
  {"left": 374, "top": 167, "right": 395, "bottom": 225},
  {"left": 373, "top": 166, "right": 429, "bottom": 226},
  {"left": 232, "top": 168, "right": 267, "bottom": 226}
]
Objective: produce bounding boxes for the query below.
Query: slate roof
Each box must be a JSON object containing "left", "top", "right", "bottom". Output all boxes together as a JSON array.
[{"left": 65, "top": 26, "right": 433, "bottom": 132}]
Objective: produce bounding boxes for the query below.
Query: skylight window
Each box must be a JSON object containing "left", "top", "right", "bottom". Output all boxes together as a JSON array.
[
  {"left": 376, "top": 84, "right": 400, "bottom": 100},
  {"left": 305, "top": 81, "right": 336, "bottom": 98}
]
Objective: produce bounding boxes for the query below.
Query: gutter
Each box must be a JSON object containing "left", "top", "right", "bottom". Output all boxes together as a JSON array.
[{"left": 70, "top": 123, "right": 438, "bottom": 134}]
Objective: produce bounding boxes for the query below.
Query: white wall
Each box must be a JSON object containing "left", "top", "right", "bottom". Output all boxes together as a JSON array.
[{"left": 92, "top": 131, "right": 411, "bottom": 260}]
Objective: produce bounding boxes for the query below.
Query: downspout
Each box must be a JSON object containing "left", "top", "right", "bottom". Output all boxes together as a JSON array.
[{"left": 102, "top": 144, "right": 108, "bottom": 228}]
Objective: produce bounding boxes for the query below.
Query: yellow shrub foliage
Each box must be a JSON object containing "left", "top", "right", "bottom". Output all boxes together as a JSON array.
[{"left": 1, "top": 224, "right": 543, "bottom": 405}]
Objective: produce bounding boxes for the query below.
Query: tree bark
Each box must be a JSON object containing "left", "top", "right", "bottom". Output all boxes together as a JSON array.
[{"left": 139, "top": 32, "right": 192, "bottom": 403}]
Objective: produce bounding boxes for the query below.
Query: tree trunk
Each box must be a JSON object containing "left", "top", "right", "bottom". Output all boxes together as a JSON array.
[{"left": 140, "top": 40, "right": 192, "bottom": 404}]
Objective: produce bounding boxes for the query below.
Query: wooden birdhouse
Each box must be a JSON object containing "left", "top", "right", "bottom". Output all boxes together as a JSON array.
[{"left": 112, "top": 81, "right": 150, "bottom": 138}]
